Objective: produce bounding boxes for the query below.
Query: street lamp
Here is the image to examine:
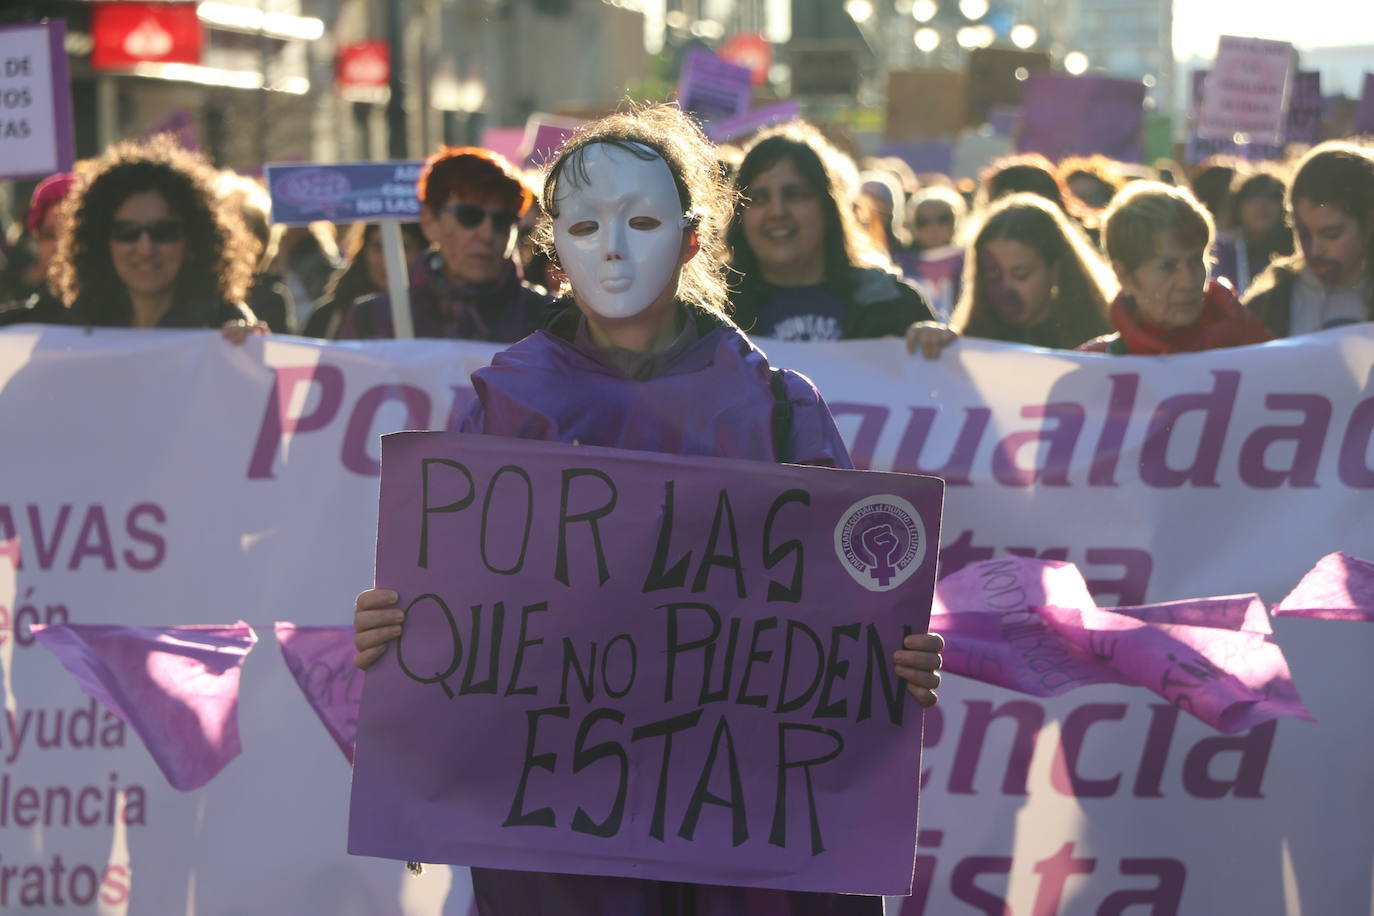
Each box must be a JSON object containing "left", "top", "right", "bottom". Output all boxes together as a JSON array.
[
  {"left": 959, "top": 0, "right": 988, "bottom": 20},
  {"left": 911, "top": 0, "right": 938, "bottom": 22},
  {"left": 914, "top": 27, "right": 940, "bottom": 52},
  {"left": 1010, "top": 24, "right": 1037, "bottom": 48},
  {"left": 845, "top": 0, "right": 875, "bottom": 23},
  {"left": 1064, "top": 51, "right": 1089, "bottom": 75}
]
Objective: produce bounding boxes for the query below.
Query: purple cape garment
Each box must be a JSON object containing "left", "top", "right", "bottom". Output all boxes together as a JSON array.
[{"left": 452, "top": 305, "right": 883, "bottom": 916}]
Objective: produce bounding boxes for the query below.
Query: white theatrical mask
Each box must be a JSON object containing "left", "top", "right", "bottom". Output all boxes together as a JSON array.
[{"left": 552, "top": 142, "right": 689, "bottom": 320}]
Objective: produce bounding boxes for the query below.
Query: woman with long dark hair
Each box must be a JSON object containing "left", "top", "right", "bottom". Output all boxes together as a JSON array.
[{"left": 726, "top": 122, "right": 933, "bottom": 342}]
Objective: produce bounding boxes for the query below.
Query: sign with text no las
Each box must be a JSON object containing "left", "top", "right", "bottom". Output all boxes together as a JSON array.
[
  {"left": 348, "top": 433, "right": 944, "bottom": 896},
  {"left": 264, "top": 161, "right": 422, "bottom": 226}
]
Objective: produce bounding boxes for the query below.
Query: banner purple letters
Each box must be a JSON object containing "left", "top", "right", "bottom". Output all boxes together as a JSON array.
[{"left": 347, "top": 432, "right": 944, "bottom": 895}]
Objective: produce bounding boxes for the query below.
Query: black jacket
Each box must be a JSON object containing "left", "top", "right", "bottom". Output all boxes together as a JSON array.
[{"left": 729, "top": 266, "right": 935, "bottom": 340}]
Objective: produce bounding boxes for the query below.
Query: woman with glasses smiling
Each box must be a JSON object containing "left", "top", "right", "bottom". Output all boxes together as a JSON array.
[
  {"left": 51, "top": 135, "right": 260, "bottom": 332},
  {"left": 334, "top": 146, "right": 552, "bottom": 341}
]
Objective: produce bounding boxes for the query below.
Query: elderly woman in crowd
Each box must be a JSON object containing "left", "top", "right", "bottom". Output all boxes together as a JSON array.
[
  {"left": 50, "top": 135, "right": 260, "bottom": 333},
  {"left": 906, "top": 192, "right": 1115, "bottom": 357},
  {"left": 726, "top": 122, "right": 934, "bottom": 342},
  {"left": 334, "top": 145, "right": 550, "bottom": 341},
  {"left": 1244, "top": 141, "right": 1374, "bottom": 336},
  {"left": 1080, "top": 182, "right": 1271, "bottom": 354}
]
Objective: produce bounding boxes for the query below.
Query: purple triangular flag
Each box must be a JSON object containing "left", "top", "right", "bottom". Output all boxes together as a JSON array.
[
  {"left": 275, "top": 623, "right": 361, "bottom": 763},
  {"left": 1274, "top": 552, "right": 1374, "bottom": 622},
  {"left": 932, "top": 558, "right": 1313, "bottom": 733},
  {"left": 33, "top": 622, "right": 258, "bottom": 790},
  {"left": 1038, "top": 598, "right": 1312, "bottom": 734},
  {"left": 931, "top": 556, "right": 1128, "bottom": 697}
]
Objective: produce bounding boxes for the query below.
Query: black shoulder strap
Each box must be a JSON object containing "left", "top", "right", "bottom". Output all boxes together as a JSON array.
[{"left": 769, "top": 368, "right": 793, "bottom": 464}]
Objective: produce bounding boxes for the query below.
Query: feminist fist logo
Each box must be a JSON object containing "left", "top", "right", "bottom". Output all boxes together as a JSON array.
[
  {"left": 834, "top": 495, "right": 926, "bottom": 593},
  {"left": 859, "top": 524, "right": 900, "bottom": 587}
]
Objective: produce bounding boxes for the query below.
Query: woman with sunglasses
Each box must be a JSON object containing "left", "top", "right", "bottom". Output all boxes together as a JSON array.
[
  {"left": 896, "top": 185, "right": 967, "bottom": 321},
  {"left": 334, "top": 146, "right": 551, "bottom": 341},
  {"left": 352, "top": 104, "right": 945, "bottom": 915},
  {"left": 51, "top": 135, "right": 260, "bottom": 332}
]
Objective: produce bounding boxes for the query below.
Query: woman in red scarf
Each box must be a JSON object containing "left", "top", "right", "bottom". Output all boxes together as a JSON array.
[{"left": 1080, "top": 182, "right": 1272, "bottom": 355}]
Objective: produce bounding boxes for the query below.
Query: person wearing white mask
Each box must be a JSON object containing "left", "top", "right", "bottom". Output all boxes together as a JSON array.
[{"left": 351, "top": 104, "right": 945, "bottom": 915}]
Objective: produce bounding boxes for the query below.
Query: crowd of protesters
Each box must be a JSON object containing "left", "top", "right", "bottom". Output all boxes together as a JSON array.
[{"left": 1, "top": 116, "right": 1371, "bottom": 359}]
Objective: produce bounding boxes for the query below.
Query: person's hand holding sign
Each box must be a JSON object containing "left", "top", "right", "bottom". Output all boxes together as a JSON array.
[
  {"left": 353, "top": 588, "right": 946, "bottom": 707},
  {"left": 893, "top": 631, "right": 943, "bottom": 707},
  {"left": 353, "top": 588, "right": 404, "bottom": 670}
]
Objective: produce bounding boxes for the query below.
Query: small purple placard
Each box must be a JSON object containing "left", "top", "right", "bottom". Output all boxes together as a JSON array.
[
  {"left": 348, "top": 432, "right": 943, "bottom": 896},
  {"left": 678, "top": 47, "right": 753, "bottom": 125},
  {"left": 1357, "top": 74, "right": 1374, "bottom": 135},
  {"left": 0, "top": 19, "right": 75, "bottom": 181},
  {"left": 1018, "top": 73, "right": 1145, "bottom": 162}
]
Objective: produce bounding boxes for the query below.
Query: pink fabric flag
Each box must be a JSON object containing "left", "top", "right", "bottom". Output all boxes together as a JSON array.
[
  {"left": 1039, "top": 598, "right": 1312, "bottom": 734},
  {"left": 275, "top": 623, "right": 361, "bottom": 763},
  {"left": 33, "top": 622, "right": 258, "bottom": 790},
  {"left": 932, "top": 557, "right": 1312, "bottom": 733},
  {"left": 931, "top": 556, "right": 1126, "bottom": 697},
  {"left": 1273, "top": 552, "right": 1374, "bottom": 622}
]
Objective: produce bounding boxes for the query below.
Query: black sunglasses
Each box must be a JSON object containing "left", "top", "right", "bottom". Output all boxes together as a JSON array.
[
  {"left": 445, "top": 203, "right": 518, "bottom": 234},
  {"left": 915, "top": 212, "right": 954, "bottom": 228},
  {"left": 110, "top": 219, "right": 185, "bottom": 244}
]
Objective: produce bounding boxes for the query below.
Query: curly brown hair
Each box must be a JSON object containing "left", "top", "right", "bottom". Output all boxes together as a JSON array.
[
  {"left": 53, "top": 135, "right": 255, "bottom": 321},
  {"left": 537, "top": 103, "right": 735, "bottom": 317}
]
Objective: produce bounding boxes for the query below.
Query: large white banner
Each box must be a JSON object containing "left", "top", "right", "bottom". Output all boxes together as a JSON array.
[{"left": 1, "top": 324, "right": 1371, "bottom": 915}]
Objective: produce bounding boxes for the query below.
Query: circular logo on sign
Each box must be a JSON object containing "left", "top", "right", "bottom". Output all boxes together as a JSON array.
[
  {"left": 834, "top": 495, "right": 926, "bottom": 592},
  {"left": 276, "top": 169, "right": 351, "bottom": 207}
]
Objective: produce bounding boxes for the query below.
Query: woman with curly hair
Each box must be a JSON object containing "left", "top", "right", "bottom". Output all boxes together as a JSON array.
[{"left": 51, "top": 135, "right": 260, "bottom": 332}]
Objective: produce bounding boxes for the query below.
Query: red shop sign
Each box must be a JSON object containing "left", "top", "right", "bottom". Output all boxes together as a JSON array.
[
  {"left": 91, "top": 2, "right": 203, "bottom": 70},
  {"left": 337, "top": 40, "right": 390, "bottom": 89}
]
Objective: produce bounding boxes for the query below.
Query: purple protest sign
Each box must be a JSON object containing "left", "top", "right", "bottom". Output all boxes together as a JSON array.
[
  {"left": 1357, "top": 74, "right": 1374, "bottom": 134},
  {"left": 1196, "top": 35, "right": 1293, "bottom": 145},
  {"left": 521, "top": 113, "right": 583, "bottom": 169},
  {"left": 1275, "top": 552, "right": 1374, "bottom": 622},
  {"left": 0, "top": 20, "right": 75, "bottom": 181},
  {"left": 348, "top": 432, "right": 943, "bottom": 895},
  {"left": 479, "top": 126, "right": 526, "bottom": 166},
  {"left": 276, "top": 623, "right": 363, "bottom": 762},
  {"left": 677, "top": 47, "right": 753, "bottom": 125},
  {"left": 1018, "top": 73, "right": 1145, "bottom": 162},
  {"left": 706, "top": 100, "right": 800, "bottom": 144}
]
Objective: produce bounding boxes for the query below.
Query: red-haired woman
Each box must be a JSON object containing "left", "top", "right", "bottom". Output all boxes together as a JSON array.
[{"left": 335, "top": 146, "right": 552, "bottom": 340}]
